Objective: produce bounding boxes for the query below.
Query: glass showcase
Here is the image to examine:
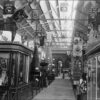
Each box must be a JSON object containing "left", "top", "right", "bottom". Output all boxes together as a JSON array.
[
  {"left": 87, "top": 55, "right": 100, "bottom": 100},
  {"left": 0, "top": 53, "right": 9, "bottom": 86}
]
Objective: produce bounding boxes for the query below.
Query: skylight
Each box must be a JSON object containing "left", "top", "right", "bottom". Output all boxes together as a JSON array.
[{"left": 39, "top": 0, "right": 79, "bottom": 48}]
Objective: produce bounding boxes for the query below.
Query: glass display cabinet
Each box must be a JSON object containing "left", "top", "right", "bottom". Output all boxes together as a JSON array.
[
  {"left": 0, "top": 42, "right": 33, "bottom": 100},
  {"left": 87, "top": 57, "right": 96, "bottom": 100},
  {"left": 86, "top": 44, "right": 100, "bottom": 100}
]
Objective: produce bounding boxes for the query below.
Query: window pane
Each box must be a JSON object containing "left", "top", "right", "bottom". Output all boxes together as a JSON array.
[
  {"left": 18, "top": 53, "right": 28, "bottom": 84},
  {"left": 11, "top": 53, "right": 16, "bottom": 86},
  {"left": 91, "top": 58, "right": 96, "bottom": 100},
  {"left": 0, "top": 53, "right": 9, "bottom": 86},
  {"left": 18, "top": 54, "right": 25, "bottom": 84},
  {"left": 87, "top": 59, "right": 92, "bottom": 100},
  {"left": 25, "top": 56, "right": 30, "bottom": 83},
  {"left": 97, "top": 56, "right": 100, "bottom": 100}
]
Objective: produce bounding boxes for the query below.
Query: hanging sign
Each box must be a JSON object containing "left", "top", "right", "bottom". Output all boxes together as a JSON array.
[
  {"left": 3, "top": 1, "right": 15, "bottom": 14},
  {"left": 60, "top": 3, "right": 68, "bottom": 12},
  {"left": 0, "top": 18, "right": 17, "bottom": 32},
  {"left": 73, "top": 45, "right": 82, "bottom": 57},
  {"left": 73, "top": 37, "right": 83, "bottom": 57},
  {"left": 12, "top": 9, "right": 28, "bottom": 22}
]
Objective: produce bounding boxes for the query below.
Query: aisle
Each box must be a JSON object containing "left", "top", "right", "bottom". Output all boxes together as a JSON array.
[{"left": 32, "top": 76, "right": 76, "bottom": 100}]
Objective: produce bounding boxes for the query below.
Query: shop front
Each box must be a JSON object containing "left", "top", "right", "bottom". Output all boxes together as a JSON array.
[{"left": 86, "top": 44, "right": 100, "bottom": 100}]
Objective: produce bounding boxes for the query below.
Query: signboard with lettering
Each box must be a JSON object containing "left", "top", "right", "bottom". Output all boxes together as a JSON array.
[{"left": 12, "top": 9, "right": 28, "bottom": 22}]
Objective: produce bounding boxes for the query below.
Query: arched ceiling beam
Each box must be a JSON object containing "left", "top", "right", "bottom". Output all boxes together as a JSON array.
[
  {"left": 45, "top": 0, "right": 59, "bottom": 41},
  {"left": 49, "top": 0, "right": 62, "bottom": 34},
  {"left": 56, "top": 0, "right": 61, "bottom": 31},
  {"left": 34, "top": 1, "right": 50, "bottom": 31}
]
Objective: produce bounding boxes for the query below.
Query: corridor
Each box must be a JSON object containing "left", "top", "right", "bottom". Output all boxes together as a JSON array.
[
  {"left": 0, "top": 0, "right": 100, "bottom": 100},
  {"left": 32, "top": 75, "right": 76, "bottom": 100}
]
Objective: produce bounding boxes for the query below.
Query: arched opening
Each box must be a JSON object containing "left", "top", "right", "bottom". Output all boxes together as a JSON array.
[{"left": 54, "top": 58, "right": 63, "bottom": 76}]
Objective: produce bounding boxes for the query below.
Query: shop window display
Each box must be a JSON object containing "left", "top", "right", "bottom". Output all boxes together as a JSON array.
[
  {"left": 97, "top": 56, "right": 100, "bottom": 100},
  {"left": 92, "top": 57, "right": 96, "bottom": 100},
  {"left": 87, "top": 58, "right": 96, "bottom": 100},
  {"left": 0, "top": 53, "right": 9, "bottom": 86},
  {"left": 18, "top": 53, "right": 27, "bottom": 84},
  {"left": 87, "top": 56, "right": 100, "bottom": 100}
]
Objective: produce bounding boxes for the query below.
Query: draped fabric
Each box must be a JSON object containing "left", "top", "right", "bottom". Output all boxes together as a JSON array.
[
  {"left": 29, "top": 45, "right": 40, "bottom": 81},
  {"left": 33, "top": 45, "right": 40, "bottom": 68}
]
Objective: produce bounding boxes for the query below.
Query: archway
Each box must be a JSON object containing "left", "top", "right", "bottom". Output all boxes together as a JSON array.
[
  {"left": 53, "top": 58, "right": 64, "bottom": 76},
  {"left": 52, "top": 53, "right": 68, "bottom": 76}
]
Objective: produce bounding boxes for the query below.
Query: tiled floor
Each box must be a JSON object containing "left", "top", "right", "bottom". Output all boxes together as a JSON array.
[{"left": 32, "top": 75, "right": 76, "bottom": 100}]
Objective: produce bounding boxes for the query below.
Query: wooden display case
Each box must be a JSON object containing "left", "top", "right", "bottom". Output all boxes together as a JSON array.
[{"left": 0, "top": 42, "right": 33, "bottom": 100}]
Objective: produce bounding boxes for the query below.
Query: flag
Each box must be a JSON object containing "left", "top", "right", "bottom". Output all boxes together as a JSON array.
[
  {"left": 60, "top": 3, "right": 68, "bottom": 12},
  {"left": 12, "top": 9, "right": 28, "bottom": 22}
]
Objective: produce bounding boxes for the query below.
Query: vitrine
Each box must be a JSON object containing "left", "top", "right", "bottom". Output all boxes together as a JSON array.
[
  {"left": 86, "top": 43, "right": 100, "bottom": 100},
  {"left": 0, "top": 42, "right": 33, "bottom": 100}
]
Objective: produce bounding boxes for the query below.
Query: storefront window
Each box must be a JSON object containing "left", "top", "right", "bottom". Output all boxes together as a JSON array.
[
  {"left": 91, "top": 57, "right": 96, "bottom": 100},
  {"left": 0, "top": 53, "right": 9, "bottom": 86},
  {"left": 18, "top": 54, "right": 24, "bottom": 84},
  {"left": 87, "top": 58, "right": 94, "bottom": 100},
  {"left": 87, "top": 56, "right": 100, "bottom": 100},
  {"left": 11, "top": 53, "right": 16, "bottom": 86},
  {"left": 97, "top": 56, "right": 100, "bottom": 100},
  {"left": 18, "top": 53, "right": 29, "bottom": 84},
  {"left": 25, "top": 56, "right": 30, "bottom": 83}
]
